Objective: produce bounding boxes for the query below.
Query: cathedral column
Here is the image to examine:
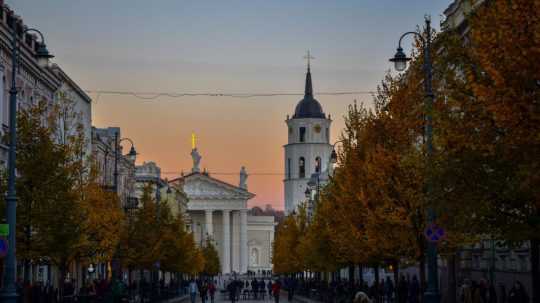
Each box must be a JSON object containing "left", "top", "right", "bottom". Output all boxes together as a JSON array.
[
  {"left": 240, "top": 209, "right": 248, "bottom": 273},
  {"left": 205, "top": 209, "right": 213, "bottom": 240},
  {"left": 269, "top": 228, "right": 275, "bottom": 267},
  {"left": 222, "top": 210, "right": 231, "bottom": 274}
]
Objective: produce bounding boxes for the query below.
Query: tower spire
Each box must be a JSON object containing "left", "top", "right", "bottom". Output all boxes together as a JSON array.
[{"left": 303, "top": 50, "right": 314, "bottom": 97}]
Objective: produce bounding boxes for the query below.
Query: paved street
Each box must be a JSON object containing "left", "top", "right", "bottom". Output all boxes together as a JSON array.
[{"left": 191, "top": 295, "right": 275, "bottom": 303}]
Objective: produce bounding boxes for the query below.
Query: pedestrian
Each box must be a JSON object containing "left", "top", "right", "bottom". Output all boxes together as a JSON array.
[
  {"left": 384, "top": 277, "right": 394, "bottom": 303},
  {"left": 408, "top": 276, "right": 419, "bottom": 303},
  {"left": 268, "top": 280, "right": 273, "bottom": 297},
  {"left": 259, "top": 279, "right": 266, "bottom": 298},
  {"left": 253, "top": 278, "right": 259, "bottom": 299},
  {"left": 189, "top": 279, "right": 198, "bottom": 303},
  {"left": 471, "top": 281, "right": 482, "bottom": 303},
  {"left": 228, "top": 280, "right": 238, "bottom": 303},
  {"left": 498, "top": 283, "right": 506, "bottom": 303},
  {"left": 287, "top": 278, "right": 295, "bottom": 302},
  {"left": 354, "top": 291, "right": 372, "bottom": 303},
  {"left": 209, "top": 280, "right": 216, "bottom": 303},
  {"left": 460, "top": 279, "right": 473, "bottom": 303},
  {"left": 508, "top": 281, "right": 528, "bottom": 303},
  {"left": 200, "top": 280, "right": 209, "bottom": 303},
  {"left": 397, "top": 275, "right": 408, "bottom": 303},
  {"left": 272, "top": 280, "right": 282, "bottom": 303}
]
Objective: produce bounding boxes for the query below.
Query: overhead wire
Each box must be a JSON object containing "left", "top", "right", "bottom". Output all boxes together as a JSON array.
[{"left": 83, "top": 90, "right": 376, "bottom": 100}]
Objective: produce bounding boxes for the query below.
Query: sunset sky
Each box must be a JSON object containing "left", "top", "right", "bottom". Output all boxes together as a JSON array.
[{"left": 9, "top": 0, "right": 450, "bottom": 209}]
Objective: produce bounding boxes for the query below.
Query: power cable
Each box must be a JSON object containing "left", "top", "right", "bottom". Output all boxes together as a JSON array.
[{"left": 84, "top": 90, "right": 375, "bottom": 100}]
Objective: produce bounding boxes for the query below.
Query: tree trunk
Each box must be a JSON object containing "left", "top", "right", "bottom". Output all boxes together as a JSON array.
[
  {"left": 359, "top": 265, "right": 364, "bottom": 290},
  {"left": 447, "top": 253, "right": 457, "bottom": 303},
  {"left": 23, "top": 259, "right": 31, "bottom": 283},
  {"left": 58, "top": 264, "right": 67, "bottom": 302},
  {"left": 393, "top": 260, "right": 400, "bottom": 303},
  {"left": 531, "top": 239, "right": 539, "bottom": 303},
  {"left": 374, "top": 265, "right": 380, "bottom": 303},
  {"left": 349, "top": 264, "right": 355, "bottom": 283},
  {"left": 419, "top": 255, "right": 426, "bottom": 302}
]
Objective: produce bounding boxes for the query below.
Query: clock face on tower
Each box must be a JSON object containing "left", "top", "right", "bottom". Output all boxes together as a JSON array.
[{"left": 314, "top": 124, "right": 321, "bottom": 133}]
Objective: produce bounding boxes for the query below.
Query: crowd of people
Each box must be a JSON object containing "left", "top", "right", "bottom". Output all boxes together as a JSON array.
[
  {"left": 18, "top": 275, "right": 526, "bottom": 303},
  {"left": 188, "top": 279, "right": 218, "bottom": 303},
  {"left": 281, "top": 276, "right": 531, "bottom": 303},
  {"left": 459, "top": 279, "right": 529, "bottom": 303},
  {"left": 16, "top": 276, "right": 187, "bottom": 303},
  {"left": 187, "top": 277, "right": 283, "bottom": 303}
]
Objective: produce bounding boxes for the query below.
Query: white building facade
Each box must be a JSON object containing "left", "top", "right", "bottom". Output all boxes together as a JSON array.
[
  {"left": 284, "top": 64, "right": 332, "bottom": 214},
  {"left": 170, "top": 148, "right": 274, "bottom": 274}
]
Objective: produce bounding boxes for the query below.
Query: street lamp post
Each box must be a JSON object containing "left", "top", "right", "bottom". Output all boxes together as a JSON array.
[
  {"left": 111, "top": 136, "right": 136, "bottom": 281},
  {"left": 0, "top": 27, "right": 53, "bottom": 303},
  {"left": 390, "top": 16, "right": 439, "bottom": 303},
  {"left": 306, "top": 173, "right": 320, "bottom": 223},
  {"left": 113, "top": 135, "right": 137, "bottom": 195}
]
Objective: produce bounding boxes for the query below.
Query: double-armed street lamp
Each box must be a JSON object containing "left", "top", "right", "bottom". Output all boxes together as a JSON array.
[
  {"left": 110, "top": 135, "right": 136, "bottom": 282},
  {"left": 113, "top": 135, "right": 137, "bottom": 195},
  {"left": 389, "top": 16, "right": 439, "bottom": 303},
  {"left": 0, "top": 27, "right": 54, "bottom": 303}
]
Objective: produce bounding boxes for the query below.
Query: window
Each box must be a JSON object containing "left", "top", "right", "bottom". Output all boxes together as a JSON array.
[
  {"left": 315, "top": 157, "right": 321, "bottom": 173},
  {"left": 326, "top": 128, "right": 329, "bottom": 141},
  {"left": 299, "top": 127, "right": 306, "bottom": 142},
  {"left": 299, "top": 157, "right": 305, "bottom": 178},
  {"left": 287, "top": 158, "right": 291, "bottom": 179}
]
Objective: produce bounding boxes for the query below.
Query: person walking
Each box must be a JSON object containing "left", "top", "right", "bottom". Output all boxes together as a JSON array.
[
  {"left": 208, "top": 280, "right": 216, "bottom": 303},
  {"left": 189, "top": 279, "right": 198, "bottom": 303},
  {"left": 267, "top": 280, "right": 273, "bottom": 297},
  {"left": 200, "top": 280, "right": 209, "bottom": 303},
  {"left": 384, "top": 277, "right": 394, "bottom": 303},
  {"left": 252, "top": 278, "right": 259, "bottom": 299},
  {"left": 286, "top": 278, "right": 295, "bottom": 302},
  {"left": 408, "top": 276, "right": 419, "bottom": 303},
  {"left": 227, "top": 280, "right": 238, "bottom": 303},
  {"left": 397, "top": 275, "right": 408, "bottom": 303},
  {"left": 272, "top": 280, "right": 282, "bottom": 303},
  {"left": 508, "top": 281, "right": 529, "bottom": 303}
]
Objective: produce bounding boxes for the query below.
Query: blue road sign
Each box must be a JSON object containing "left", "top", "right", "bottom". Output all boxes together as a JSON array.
[
  {"left": 424, "top": 224, "right": 446, "bottom": 243},
  {"left": 0, "top": 237, "right": 8, "bottom": 258}
]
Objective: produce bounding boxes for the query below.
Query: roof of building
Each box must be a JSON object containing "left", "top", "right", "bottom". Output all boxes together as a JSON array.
[
  {"left": 169, "top": 171, "right": 255, "bottom": 200},
  {"left": 292, "top": 65, "right": 325, "bottom": 119}
]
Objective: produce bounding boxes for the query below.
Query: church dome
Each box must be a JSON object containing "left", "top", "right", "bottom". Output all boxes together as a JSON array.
[
  {"left": 292, "top": 64, "right": 325, "bottom": 119},
  {"left": 293, "top": 96, "right": 325, "bottom": 118}
]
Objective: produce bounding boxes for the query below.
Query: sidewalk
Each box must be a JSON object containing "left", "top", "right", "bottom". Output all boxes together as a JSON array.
[
  {"left": 283, "top": 291, "right": 320, "bottom": 303},
  {"left": 160, "top": 294, "right": 190, "bottom": 303}
]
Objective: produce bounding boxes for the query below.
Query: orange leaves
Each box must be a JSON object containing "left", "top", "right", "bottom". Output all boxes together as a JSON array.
[
  {"left": 79, "top": 180, "right": 124, "bottom": 262},
  {"left": 272, "top": 214, "right": 304, "bottom": 274}
]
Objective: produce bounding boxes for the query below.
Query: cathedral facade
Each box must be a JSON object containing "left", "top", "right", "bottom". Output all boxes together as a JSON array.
[
  {"left": 284, "top": 63, "right": 333, "bottom": 214},
  {"left": 169, "top": 147, "right": 274, "bottom": 275}
]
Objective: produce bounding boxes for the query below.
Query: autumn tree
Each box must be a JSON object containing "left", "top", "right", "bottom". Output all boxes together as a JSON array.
[
  {"left": 272, "top": 211, "right": 305, "bottom": 274},
  {"left": 201, "top": 237, "right": 221, "bottom": 276},
  {"left": 15, "top": 96, "right": 91, "bottom": 294},
  {"left": 429, "top": 0, "right": 540, "bottom": 297},
  {"left": 78, "top": 170, "right": 124, "bottom": 267}
]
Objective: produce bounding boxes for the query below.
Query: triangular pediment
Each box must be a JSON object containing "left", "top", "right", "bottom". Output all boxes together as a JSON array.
[{"left": 182, "top": 173, "right": 255, "bottom": 201}]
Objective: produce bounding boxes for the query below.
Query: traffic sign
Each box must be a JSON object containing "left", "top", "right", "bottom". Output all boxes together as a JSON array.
[
  {"left": 0, "top": 237, "right": 8, "bottom": 258},
  {"left": 424, "top": 224, "right": 446, "bottom": 243},
  {"left": 0, "top": 224, "right": 9, "bottom": 237}
]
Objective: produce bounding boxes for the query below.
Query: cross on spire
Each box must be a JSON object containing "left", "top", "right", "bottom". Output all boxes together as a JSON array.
[
  {"left": 304, "top": 50, "right": 315, "bottom": 70},
  {"left": 303, "top": 50, "right": 314, "bottom": 97}
]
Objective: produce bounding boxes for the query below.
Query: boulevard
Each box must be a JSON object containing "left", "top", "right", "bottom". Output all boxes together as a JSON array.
[{"left": 0, "top": 0, "right": 537, "bottom": 303}]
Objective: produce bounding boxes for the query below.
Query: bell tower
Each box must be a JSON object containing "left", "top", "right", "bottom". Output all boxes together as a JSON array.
[{"left": 283, "top": 54, "right": 332, "bottom": 214}]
